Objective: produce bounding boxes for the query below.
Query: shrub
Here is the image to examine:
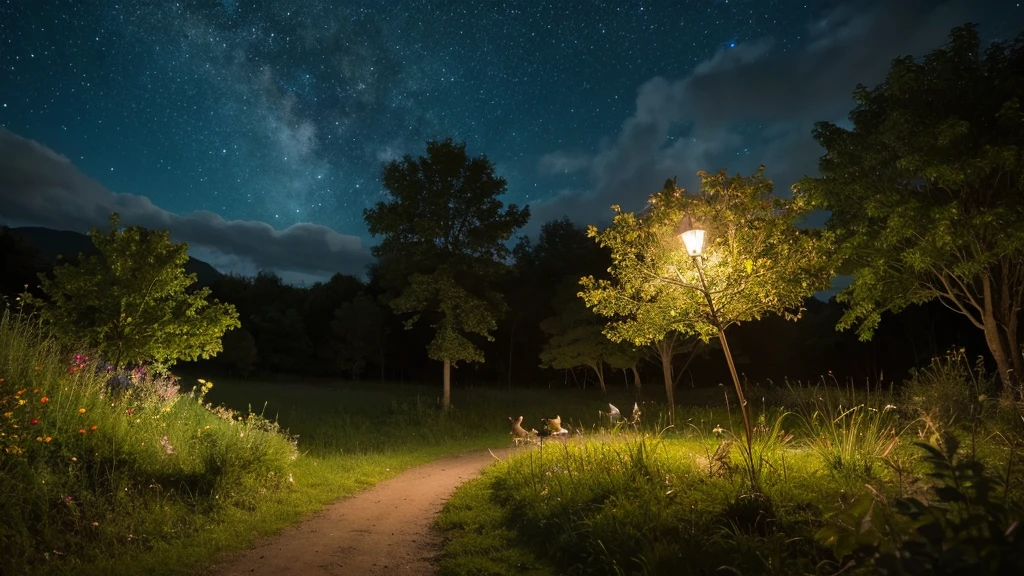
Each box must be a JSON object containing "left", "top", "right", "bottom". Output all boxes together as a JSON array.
[
  {"left": 903, "top": 349, "right": 995, "bottom": 430},
  {"left": 817, "top": 434, "right": 1024, "bottom": 575},
  {"left": 0, "top": 308, "right": 297, "bottom": 575}
]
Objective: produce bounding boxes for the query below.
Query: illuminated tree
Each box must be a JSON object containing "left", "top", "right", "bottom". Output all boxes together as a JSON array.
[
  {"left": 581, "top": 169, "right": 833, "bottom": 435},
  {"left": 798, "top": 25, "right": 1024, "bottom": 392},
  {"left": 33, "top": 213, "right": 240, "bottom": 370}
]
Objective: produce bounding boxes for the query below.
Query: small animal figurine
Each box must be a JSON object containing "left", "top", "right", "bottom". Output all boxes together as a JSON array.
[
  {"left": 510, "top": 416, "right": 528, "bottom": 438},
  {"left": 544, "top": 415, "right": 562, "bottom": 434},
  {"left": 607, "top": 403, "right": 621, "bottom": 423},
  {"left": 631, "top": 402, "right": 641, "bottom": 426}
]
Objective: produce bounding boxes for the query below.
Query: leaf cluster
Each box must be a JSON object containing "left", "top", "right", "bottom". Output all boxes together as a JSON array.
[
  {"left": 797, "top": 24, "right": 1024, "bottom": 339},
  {"left": 818, "top": 435, "right": 1023, "bottom": 575},
  {"left": 30, "top": 214, "right": 240, "bottom": 369},
  {"left": 581, "top": 168, "right": 833, "bottom": 346},
  {"left": 363, "top": 139, "right": 529, "bottom": 366}
]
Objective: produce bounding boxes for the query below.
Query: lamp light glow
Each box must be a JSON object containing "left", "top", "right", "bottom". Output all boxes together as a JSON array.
[
  {"left": 680, "top": 228, "right": 705, "bottom": 256},
  {"left": 677, "top": 214, "right": 706, "bottom": 256}
]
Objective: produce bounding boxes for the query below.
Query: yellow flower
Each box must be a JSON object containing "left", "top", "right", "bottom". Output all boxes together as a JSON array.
[
  {"left": 2, "top": 412, "right": 12, "bottom": 419},
  {"left": 17, "top": 399, "right": 25, "bottom": 406},
  {"left": 78, "top": 408, "right": 87, "bottom": 414},
  {"left": 36, "top": 436, "right": 43, "bottom": 442}
]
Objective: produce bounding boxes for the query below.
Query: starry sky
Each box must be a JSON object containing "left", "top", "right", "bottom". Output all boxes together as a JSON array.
[{"left": 1, "top": 0, "right": 1022, "bottom": 282}]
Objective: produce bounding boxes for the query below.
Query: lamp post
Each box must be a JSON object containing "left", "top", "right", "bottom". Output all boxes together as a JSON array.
[{"left": 678, "top": 216, "right": 754, "bottom": 464}]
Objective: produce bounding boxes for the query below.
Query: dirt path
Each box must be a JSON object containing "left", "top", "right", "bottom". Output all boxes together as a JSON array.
[{"left": 205, "top": 449, "right": 504, "bottom": 576}]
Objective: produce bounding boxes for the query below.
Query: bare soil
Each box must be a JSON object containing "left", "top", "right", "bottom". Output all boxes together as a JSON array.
[{"left": 204, "top": 449, "right": 503, "bottom": 576}]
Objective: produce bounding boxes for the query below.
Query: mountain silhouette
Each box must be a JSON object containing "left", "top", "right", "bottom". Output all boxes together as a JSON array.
[{"left": 3, "top": 226, "right": 222, "bottom": 288}]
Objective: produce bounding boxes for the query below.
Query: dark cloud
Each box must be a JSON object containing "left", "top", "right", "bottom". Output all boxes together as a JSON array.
[
  {"left": 0, "top": 128, "right": 373, "bottom": 280},
  {"left": 531, "top": 0, "right": 997, "bottom": 229}
]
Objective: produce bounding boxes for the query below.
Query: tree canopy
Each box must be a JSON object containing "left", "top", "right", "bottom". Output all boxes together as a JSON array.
[
  {"left": 363, "top": 138, "right": 529, "bottom": 407},
  {"left": 581, "top": 168, "right": 833, "bottom": 422},
  {"left": 32, "top": 214, "right": 240, "bottom": 370},
  {"left": 539, "top": 279, "right": 638, "bottom": 394},
  {"left": 582, "top": 168, "right": 832, "bottom": 343},
  {"left": 797, "top": 24, "right": 1024, "bottom": 390}
]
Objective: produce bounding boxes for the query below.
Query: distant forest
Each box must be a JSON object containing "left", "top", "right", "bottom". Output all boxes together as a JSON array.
[{"left": 0, "top": 222, "right": 986, "bottom": 393}]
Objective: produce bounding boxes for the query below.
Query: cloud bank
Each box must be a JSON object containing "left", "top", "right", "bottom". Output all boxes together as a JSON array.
[
  {"left": 0, "top": 128, "right": 373, "bottom": 282},
  {"left": 527, "top": 0, "right": 988, "bottom": 232}
]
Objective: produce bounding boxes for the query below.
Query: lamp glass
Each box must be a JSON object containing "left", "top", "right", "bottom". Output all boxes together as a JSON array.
[{"left": 680, "top": 229, "right": 705, "bottom": 256}]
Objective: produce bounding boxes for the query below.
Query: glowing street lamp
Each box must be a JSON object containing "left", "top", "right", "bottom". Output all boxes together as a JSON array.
[
  {"left": 677, "top": 214, "right": 754, "bottom": 475},
  {"left": 678, "top": 214, "right": 705, "bottom": 256}
]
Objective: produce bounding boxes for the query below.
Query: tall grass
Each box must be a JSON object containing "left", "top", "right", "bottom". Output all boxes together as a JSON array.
[
  {"left": 0, "top": 309, "right": 299, "bottom": 576},
  {"left": 439, "top": 365, "right": 1024, "bottom": 575},
  {"left": 464, "top": 431, "right": 840, "bottom": 575},
  {"left": 789, "top": 380, "right": 909, "bottom": 480}
]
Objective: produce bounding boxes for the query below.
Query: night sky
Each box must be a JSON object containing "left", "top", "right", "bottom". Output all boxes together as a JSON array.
[{"left": 2, "top": 0, "right": 1022, "bottom": 282}]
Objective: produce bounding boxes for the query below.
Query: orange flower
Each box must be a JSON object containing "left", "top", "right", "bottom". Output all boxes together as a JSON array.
[
  {"left": 78, "top": 408, "right": 86, "bottom": 414},
  {"left": 34, "top": 365, "right": 40, "bottom": 370},
  {"left": 78, "top": 428, "right": 86, "bottom": 434},
  {"left": 90, "top": 425, "right": 98, "bottom": 431},
  {"left": 15, "top": 389, "right": 26, "bottom": 396},
  {"left": 33, "top": 388, "right": 38, "bottom": 393},
  {"left": 45, "top": 436, "right": 52, "bottom": 443},
  {"left": 40, "top": 397, "right": 49, "bottom": 403}
]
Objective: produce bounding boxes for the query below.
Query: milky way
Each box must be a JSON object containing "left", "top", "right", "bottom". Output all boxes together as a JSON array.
[{"left": 1, "top": 0, "right": 1022, "bottom": 251}]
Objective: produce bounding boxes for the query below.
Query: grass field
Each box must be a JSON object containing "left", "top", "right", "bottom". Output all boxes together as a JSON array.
[
  {"left": 437, "top": 372, "right": 1024, "bottom": 575},
  {"left": 5, "top": 305, "right": 1023, "bottom": 576}
]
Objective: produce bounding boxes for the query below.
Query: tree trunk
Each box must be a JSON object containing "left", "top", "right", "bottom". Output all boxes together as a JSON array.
[
  {"left": 630, "top": 365, "right": 642, "bottom": 390},
  {"left": 593, "top": 362, "right": 607, "bottom": 394},
  {"left": 983, "top": 275, "right": 1016, "bottom": 391},
  {"left": 661, "top": 350, "right": 674, "bottom": 426},
  {"left": 442, "top": 358, "right": 451, "bottom": 410}
]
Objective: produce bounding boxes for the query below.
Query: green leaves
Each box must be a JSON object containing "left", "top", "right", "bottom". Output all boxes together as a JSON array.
[
  {"left": 31, "top": 213, "right": 239, "bottom": 370},
  {"left": 581, "top": 168, "right": 833, "bottom": 347},
  {"left": 364, "top": 139, "right": 528, "bottom": 374},
  {"left": 391, "top": 269, "right": 497, "bottom": 366},
  {"left": 798, "top": 25, "right": 1024, "bottom": 388}
]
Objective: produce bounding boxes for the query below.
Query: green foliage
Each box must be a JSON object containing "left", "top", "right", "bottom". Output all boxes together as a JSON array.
[
  {"left": 0, "top": 308, "right": 296, "bottom": 576},
  {"left": 364, "top": 139, "right": 529, "bottom": 403},
  {"left": 539, "top": 281, "right": 638, "bottom": 393},
  {"left": 435, "top": 472, "right": 556, "bottom": 576},
  {"left": 473, "top": 435, "right": 838, "bottom": 575},
  {"left": 903, "top": 349, "right": 995, "bottom": 429},
  {"left": 581, "top": 168, "right": 832, "bottom": 347},
  {"left": 799, "top": 396, "right": 904, "bottom": 479},
  {"left": 817, "top": 436, "right": 1024, "bottom": 575},
  {"left": 29, "top": 214, "right": 240, "bottom": 370},
  {"left": 797, "top": 25, "right": 1024, "bottom": 388},
  {"left": 364, "top": 137, "right": 529, "bottom": 278},
  {"left": 391, "top": 269, "right": 498, "bottom": 366}
]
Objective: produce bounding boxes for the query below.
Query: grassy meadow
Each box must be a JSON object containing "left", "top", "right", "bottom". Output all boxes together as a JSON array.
[
  {"left": 437, "top": 361, "right": 1024, "bottom": 576},
  {"left": 4, "top": 304, "right": 1024, "bottom": 576},
  {"left": 0, "top": 308, "right": 647, "bottom": 576}
]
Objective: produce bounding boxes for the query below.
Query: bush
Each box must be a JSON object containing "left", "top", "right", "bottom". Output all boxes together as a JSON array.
[
  {"left": 817, "top": 434, "right": 1024, "bottom": 575},
  {"left": 0, "top": 309, "right": 298, "bottom": 575},
  {"left": 903, "top": 349, "right": 995, "bottom": 430}
]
